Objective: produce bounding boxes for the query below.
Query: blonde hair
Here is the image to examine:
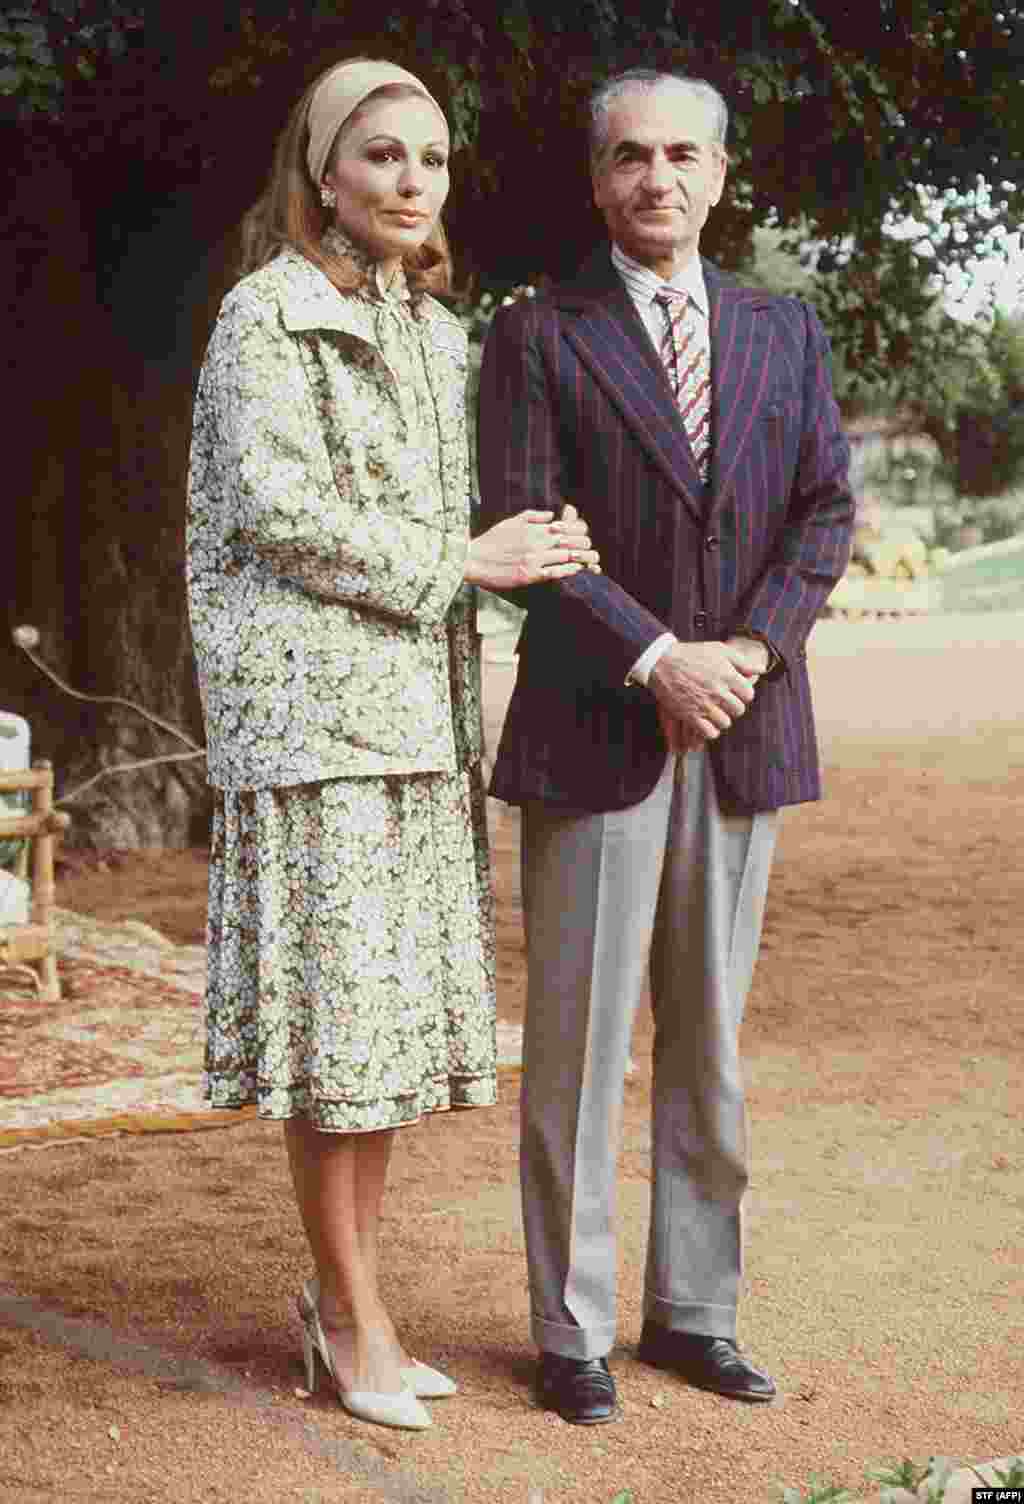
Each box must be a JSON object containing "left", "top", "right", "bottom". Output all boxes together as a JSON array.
[{"left": 238, "top": 58, "right": 452, "bottom": 297}]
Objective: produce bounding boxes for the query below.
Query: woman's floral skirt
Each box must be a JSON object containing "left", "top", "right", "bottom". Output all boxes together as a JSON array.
[{"left": 204, "top": 766, "right": 497, "bottom": 1132}]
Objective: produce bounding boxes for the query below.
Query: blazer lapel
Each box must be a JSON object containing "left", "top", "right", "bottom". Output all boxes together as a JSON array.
[
  {"left": 705, "top": 265, "right": 779, "bottom": 516},
  {"left": 555, "top": 251, "right": 706, "bottom": 523}
]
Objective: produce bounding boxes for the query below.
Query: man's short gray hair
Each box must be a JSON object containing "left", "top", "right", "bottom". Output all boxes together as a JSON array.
[{"left": 587, "top": 68, "right": 730, "bottom": 163}]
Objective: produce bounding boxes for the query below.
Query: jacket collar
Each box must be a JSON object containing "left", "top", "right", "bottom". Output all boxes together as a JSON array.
[
  {"left": 552, "top": 243, "right": 773, "bottom": 314},
  {"left": 551, "top": 245, "right": 778, "bottom": 521},
  {"left": 276, "top": 232, "right": 461, "bottom": 338}
]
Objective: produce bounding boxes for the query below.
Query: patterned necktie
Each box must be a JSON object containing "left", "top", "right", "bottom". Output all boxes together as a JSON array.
[{"left": 655, "top": 290, "right": 712, "bottom": 486}]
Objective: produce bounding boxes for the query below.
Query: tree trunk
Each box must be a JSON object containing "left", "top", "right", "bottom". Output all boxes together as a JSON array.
[{"left": 3, "top": 128, "right": 236, "bottom": 848}]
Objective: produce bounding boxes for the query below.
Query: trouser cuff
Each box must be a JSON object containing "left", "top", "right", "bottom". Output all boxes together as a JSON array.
[
  {"left": 642, "top": 1295, "right": 736, "bottom": 1339},
  {"left": 531, "top": 1312, "right": 616, "bottom": 1360}
]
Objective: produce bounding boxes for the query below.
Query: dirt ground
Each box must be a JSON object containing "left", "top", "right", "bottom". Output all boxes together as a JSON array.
[{"left": 1, "top": 612, "right": 1022, "bottom": 1504}]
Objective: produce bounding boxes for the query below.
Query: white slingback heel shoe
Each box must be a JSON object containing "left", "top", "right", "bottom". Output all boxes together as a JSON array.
[
  {"left": 300, "top": 1278, "right": 457, "bottom": 1401},
  {"left": 298, "top": 1283, "right": 431, "bottom": 1431},
  {"left": 400, "top": 1358, "right": 458, "bottom": 1400}
]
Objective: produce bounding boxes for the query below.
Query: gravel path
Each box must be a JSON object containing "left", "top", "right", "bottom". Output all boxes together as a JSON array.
[{"left": 0, "top": 613, "right": 1021, "bottom": 1504}]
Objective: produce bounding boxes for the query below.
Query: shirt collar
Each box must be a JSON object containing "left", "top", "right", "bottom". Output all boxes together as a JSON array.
[{"left": 611, "top": 241, "right": 708, "bottom": 316}]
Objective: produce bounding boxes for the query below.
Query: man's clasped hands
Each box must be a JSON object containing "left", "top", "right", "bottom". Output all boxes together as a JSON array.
[{"left": 474, "top": 499, "right": 769, "bottom": 756}]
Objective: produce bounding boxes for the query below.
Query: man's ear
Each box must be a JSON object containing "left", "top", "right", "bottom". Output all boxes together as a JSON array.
[{"left": 709, "top": 147, "right": 728, "bottom": 206}]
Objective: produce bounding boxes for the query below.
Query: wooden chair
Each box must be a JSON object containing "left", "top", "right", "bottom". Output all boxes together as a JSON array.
[{"left": 0, "top": 761, "right": 70, "bottom": 1002}]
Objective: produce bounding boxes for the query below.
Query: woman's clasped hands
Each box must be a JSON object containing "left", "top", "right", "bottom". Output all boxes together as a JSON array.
[{"left": 465, "top": 503, "right": 600, "bottom": 591}]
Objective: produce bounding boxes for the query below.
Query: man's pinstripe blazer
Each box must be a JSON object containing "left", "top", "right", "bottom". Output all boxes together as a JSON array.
[{"left": 476, "top": 245, "right": 854, "bottom": 815}]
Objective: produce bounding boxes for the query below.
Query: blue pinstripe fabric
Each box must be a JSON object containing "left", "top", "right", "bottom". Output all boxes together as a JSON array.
[{"left": 476, "top": 247, "right": 854, "bottom": 814}]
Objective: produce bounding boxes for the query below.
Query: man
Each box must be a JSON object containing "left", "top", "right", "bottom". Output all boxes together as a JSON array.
[{"left": 476, "top": 69, "right": 853, "bottom": 1424}]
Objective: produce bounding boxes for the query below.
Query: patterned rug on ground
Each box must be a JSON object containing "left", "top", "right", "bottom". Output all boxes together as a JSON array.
[
  {"left": 0, "top": 907, "right": 525, "bottom": 1149},
  {"left": 0, "top": 956, "right": 252, "bottom": 1149}
]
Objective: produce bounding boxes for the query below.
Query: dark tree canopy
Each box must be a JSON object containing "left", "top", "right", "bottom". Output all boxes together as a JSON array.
[
  {"left": 5, "top": 1, "right": 1023, "bottom": 367},
  {"left": 2, "top": 1, "right": 1022, "bottom": 843}
]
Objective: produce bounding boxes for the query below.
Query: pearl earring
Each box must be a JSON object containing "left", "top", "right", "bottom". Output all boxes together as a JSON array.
[{"left": 320, "top": 185, "right": 337, "bottom": 209}]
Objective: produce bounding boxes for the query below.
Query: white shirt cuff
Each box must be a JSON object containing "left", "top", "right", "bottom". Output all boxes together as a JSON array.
[{"left": 627, "top": 633, "right": 677, "bottom": 687}]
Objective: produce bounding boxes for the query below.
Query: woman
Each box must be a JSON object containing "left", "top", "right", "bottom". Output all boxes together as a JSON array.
[{"left": 186, "top": 57, "right": 597, "bottom": 1431}]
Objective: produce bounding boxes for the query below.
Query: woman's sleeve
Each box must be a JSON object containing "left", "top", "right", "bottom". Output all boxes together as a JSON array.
[{"left": 202, "top": 283, "right": 468, "bottom": 627}]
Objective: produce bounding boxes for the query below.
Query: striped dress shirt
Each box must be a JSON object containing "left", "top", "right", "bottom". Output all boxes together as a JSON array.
[{"left": 611, "top": 243, "right": 710, "bottom": 684}]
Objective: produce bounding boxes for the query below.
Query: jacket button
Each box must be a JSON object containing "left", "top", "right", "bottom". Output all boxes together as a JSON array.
[
  {"left": 704, "top": 534, "right": 719, "bottom": 550},
  {"left": 694, "top": 612, "right": 708, "bottom": 632}
]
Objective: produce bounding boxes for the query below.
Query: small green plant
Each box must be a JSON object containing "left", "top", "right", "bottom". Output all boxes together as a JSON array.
[
  {"left": 870, "top": 1458, "right": 925, "bottom": 1487},
  {"left": 969, "top": 1457, "right": 1024, "bottom": 1490},
  {"left": 869, "top": 1456, "right": 955, "bottom": 1502},
  {"left": 777, "top": 1480, "right": 855, "bottom": 1504},
  {"left": 869, "top": 1457, "right": 932, "bottom": 1495},
  {"left": 776, "top": 1456, "right": 1024, "bottom": 1504},
  {"left": 918, "top": 1457, "right": 956, "bottom": 1504}
]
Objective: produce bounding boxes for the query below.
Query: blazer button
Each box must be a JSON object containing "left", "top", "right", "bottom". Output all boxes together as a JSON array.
[
  {"left": 704, "top": 534, "right": 719, "bottom": 550},
  {"left": 694, "top": 612, "right": 708, "bottom": 632}
]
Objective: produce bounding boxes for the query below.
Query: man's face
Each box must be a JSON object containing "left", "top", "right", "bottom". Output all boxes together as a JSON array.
[{"left": 591, "top": 83, "right": 727, "bottom": 273}]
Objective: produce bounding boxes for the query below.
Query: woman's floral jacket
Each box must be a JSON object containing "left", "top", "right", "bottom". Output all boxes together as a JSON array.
[{"left": 186, "top": 239, "right": 480, "bottom": 791}]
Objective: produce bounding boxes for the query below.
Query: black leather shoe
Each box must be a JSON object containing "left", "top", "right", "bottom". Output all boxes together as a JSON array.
[
  {"left": 535, "top": 1352, "right": 618, "bottom": 1425},
  {"left": 637, "top": 1321, "right": 776, "bottom": 1401}
]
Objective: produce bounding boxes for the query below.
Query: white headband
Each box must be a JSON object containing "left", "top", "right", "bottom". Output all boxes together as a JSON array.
[{"left": 306, "top": 60, "right": 447, "bottom": 187}]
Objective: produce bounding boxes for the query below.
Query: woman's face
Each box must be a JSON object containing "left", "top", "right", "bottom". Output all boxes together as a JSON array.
[{"left": 322, "top": 95, "right": 450, "bottom": 272}]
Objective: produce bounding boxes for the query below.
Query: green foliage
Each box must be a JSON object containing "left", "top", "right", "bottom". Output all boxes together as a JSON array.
[
  {"left": 853, "top": 425, "right": 1024, "bottom": 548},
  {"left": 11, "top": 4, "right": 1023, "bottom": 224},
  {"left": 869, "top": 1457, "right": 931, "bottom": 1491},
  {"left": 6, "top": 2, "right": 1024, "bottom": 439},
  {"left": 918, "top": 1458, "right": 957, "bottom": 1504},
  {"left": 953, "top": 311, "right": 1024, "bottom": 497},
  {"left": 970, "top": 1458, "right": 1024, "bottom": 1490},
  {"left": 777, "top": 1479, "right": 855, "bottom": 1504},
  {"left": 440, "top": 61, "right": 483, "bottom": 152},
  {"left": 929, "top": 491, "right": 1024, "bottom": 552},
  {"left": 870, "top": 1456, "right": 956, "bottom": 1504},
  {"left": 0, "top": 8, "right": 60, "bottom": 116},
  {"left": 985, "top": 313, "right": 1024, "bottom": 404},
  {"left": 742, "top": 226, "right": 814, "bottom": 299},
  {"left": 742, "top": 230, "right": 1024, "bottom": 502},
  {"left": 778, "top": 1455, "right": 1024, "bottom": 1504}
]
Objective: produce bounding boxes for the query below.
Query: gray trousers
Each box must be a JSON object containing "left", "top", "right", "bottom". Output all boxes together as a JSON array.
[{"left": 519, "top": 748, "right": 778, "bottom": 1359}]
